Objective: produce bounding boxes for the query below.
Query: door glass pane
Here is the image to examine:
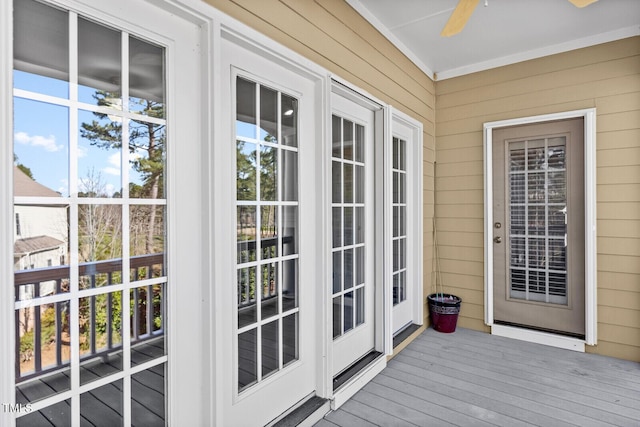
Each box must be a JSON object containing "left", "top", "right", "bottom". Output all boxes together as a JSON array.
[
  {"left": 392, "top": 137, "right": 407, "bottom": 306},
  {"left": 13, "top": 3, "right": 168, "bottom": 422},
  {"left": 78, "top": 17, "right": 121, "bottom": 106},
  {"left": 508, "top": 138, "right": 567, "bottom": 304},
  {"left": 129, "top": 36, "right": 165, "bottom": 117},
  {"left": 13, "top": 0, "right": 69, "bottom": 98},
  {"left": 332, "top": 115, "right": 367, "bottom": 337},
  {"left": 132, "top": 365, "right": 166, "bottom": 425},
  {"left": 235, "top": 77, "right": 300, "bottom": 392}
]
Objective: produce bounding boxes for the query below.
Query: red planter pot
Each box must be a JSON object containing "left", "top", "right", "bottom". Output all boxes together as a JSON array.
[{"left": 427, "top": 293, "right": 462, "bottom": 333}]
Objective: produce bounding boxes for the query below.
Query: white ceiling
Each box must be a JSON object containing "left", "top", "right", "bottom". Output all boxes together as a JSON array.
[{"left": 348, "top": 0, "right": 640, "bottom": 80}]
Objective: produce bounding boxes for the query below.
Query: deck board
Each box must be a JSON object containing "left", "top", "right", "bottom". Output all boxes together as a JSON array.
[{"left": 317, "top": 328, "right": 640, "bottom": 427}]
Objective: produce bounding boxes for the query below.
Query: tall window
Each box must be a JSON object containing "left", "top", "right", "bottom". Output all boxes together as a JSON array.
[
  {"left": 13, "top": 1, "right": 167, "bottom": 424},
  {"left": 331, "top": 114, "right": 366, "bottom": 338},
  {"left": 235, "top": 76, "right": 300, "bottom": 392},
  {"left": 392, "top": 137, "right": 407, "bottom": 305}
]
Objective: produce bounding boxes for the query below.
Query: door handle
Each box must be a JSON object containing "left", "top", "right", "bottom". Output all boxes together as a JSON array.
[{"left": 494, "top": 236, "right": 502, "bottom": 244}]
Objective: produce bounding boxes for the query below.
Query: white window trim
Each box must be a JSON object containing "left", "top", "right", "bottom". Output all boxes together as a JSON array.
[{"left": 483, "top": 109, "right": 597, "bottom": 350}]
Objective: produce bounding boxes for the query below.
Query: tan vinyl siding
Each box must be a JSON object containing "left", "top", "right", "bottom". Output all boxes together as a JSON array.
[
  {"left": 435, "top": 36, "right": 640, "bottom": 361},
  {"left": 203, "top": 0, "right": 436, "bottom": 319}
]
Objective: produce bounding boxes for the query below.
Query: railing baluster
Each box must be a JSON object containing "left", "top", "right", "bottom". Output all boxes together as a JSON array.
[
  {"left": 132, "top": 287, "right": 139, "bottom": 340},
  {"left": 34, "top": 285, "right": 41, "bottom": 373},
  {"left": 56, "top": 297, "right": 63, "bottom": 366},
  {"left": 107, "top": 292, "right": 113, "bottom": 349},
  {"left": 15, "top": 310, "right": 21, "bottom": 379},
  {"left": 146, "top": 285, "right": 153, "bottom": 337}
]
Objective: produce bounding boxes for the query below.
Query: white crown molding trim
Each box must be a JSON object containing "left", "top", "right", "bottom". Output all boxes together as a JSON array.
[
  {"left": 345, "top": 0, "right": 435, "bottom": 80},
  {"left": 436, "top": 25, "right": 640, "bottom": 80}
]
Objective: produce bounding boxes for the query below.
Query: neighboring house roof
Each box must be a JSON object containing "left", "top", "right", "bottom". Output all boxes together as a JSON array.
[
  {"left": 14, "top": 165, "right": 61, "bottom": 197},
  {"left": 14, "top": 235, "right": 65, "bottom": 256}
]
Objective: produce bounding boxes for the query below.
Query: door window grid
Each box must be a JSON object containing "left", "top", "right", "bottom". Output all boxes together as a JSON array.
[
  {"left": 331, "top": 115, "right": 366, "bottom": 339},
  {"left": 392, "top": 137, "right": 407, "bottom": 306},
  {"left": 508, "top": 137, "right": 568, "bottom": 305},
  {"left": 235, "top": 77, "right": 300, "bottom": 392},
  {"left": 13, "top": 2, "right": 167, "bottom": 425}
]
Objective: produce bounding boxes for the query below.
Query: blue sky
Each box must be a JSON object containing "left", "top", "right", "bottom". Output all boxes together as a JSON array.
[{"left": 14, "top": 71, "right": 145, "bottom": 197}]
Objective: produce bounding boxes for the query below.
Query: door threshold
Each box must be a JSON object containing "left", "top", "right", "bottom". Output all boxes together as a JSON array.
[
  {"left": 491, "top": 323, "right": 585, "bottom": 352},
  {"left": 267, "top": 395, "right": 330, "bottom": 427},
  {"left": 331, "top": 351, "right": 386, "bottom": 410}
]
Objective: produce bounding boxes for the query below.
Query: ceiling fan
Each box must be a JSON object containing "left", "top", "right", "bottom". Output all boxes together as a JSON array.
[{"left": 441, "top": 0, "right": 599, "bottom": 37}]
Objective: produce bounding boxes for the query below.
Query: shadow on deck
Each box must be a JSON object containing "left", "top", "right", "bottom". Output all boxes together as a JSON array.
[{"left": 317, "top": 327, "right": 640, "bottom": 426}]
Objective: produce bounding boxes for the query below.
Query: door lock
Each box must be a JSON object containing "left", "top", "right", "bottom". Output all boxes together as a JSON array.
[
  {"left": 494, "top": 236, "right": 502, "bottom": 244},
  {"left": 494, "top": 222, "right": 502, "bottom": 229}
]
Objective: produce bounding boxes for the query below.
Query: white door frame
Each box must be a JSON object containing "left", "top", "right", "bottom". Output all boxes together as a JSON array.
[{"left": 483, "top": 109, "right": 597, "bottom": 351}]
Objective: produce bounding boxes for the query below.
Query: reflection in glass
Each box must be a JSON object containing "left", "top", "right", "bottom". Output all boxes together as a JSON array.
[
  {"left": 132, "top": 365, "right": 166, "bottom": 426},
  {"left": 332, "top": 297, "right": 341, "bottom": 339},
  {"left": 78, "top": 17, "right": 121, "bottom": 105},
  {"left": 332, "top": 115, "right": 341, "bottom": 158},
  {"left": 332, "top": 208, "right": 341, "bottom": 248},
  {"left": 344, "top": 163, "right": 353, "bottom": 203},
  {"left": 79, "top": 291, "right": 123, "bottom": 385},
  {"left": 81, "top": 380, "right": 123, "bottom": 426},
  {"left": 343, "top": 120, "right": 353, "bottom": 160},
  {"left": 282, "top": 149, "right": 298, "bottom": 202},
  {"left": 283, "top": 314, "right": 298, "bottom": 366},
  {"left": 130, "top": 205, "right": 165, "bottom": 261},
  {"left": 344, "top": 248, "right": 353, "bottom": 290},
  {"left": 282, "top": 206, "right": 298, "bottom": 256},
  {"left": 282, "top": 259, "right": 298, "bottom": 311},
  {"left": 78, "top": 111, "right": 122, "bottom": 198},
  {"left": 355, "top": 165, "right": 364, "bottom": 204},
  {"left": 236, "top": 78, "right": 257, "bottom": 139},
  {"left": 354, "top": 124, "right": 365, "bottom": 163},
  {"left": 131, "top": 284, "right": 165, "bottom": 366},
  {"left": 260, "top": 86, "right": 278, "bottom": 142},
  {"left": 129, "top": 120, "right": 165, "bottom": 199},
  {"left": 333, "top": 252, "right": 342, "bottom": 294},
  {"left": 238, "top": 328, "right": 257, "bottom": 391},
  {"left": 356, "top": 288, "right": 364, "bottom": 326},
  {"left": 332, "top": 161, "right": 342, "bottom": 203},
  {"left": 281, "top": 94, "right": 298, "bottom": 147},
  {"left": 13, "top": 0, "right": 69, "bottom": 99},
  {"left": 344, "top": 291, "right": 354, "bottom": 332},
  {"left": 14, "top": 98, "right": 69, "bottom": 196},
  {"left": 237, "top": 206, "right": 257, "bottom": 264},
  {"left": 16, "top": 399, "right": 71, "bottom": 427},
  {"left": 355, "top": 246, "right": 364, "bottom": 286},
  {"left": 262, "top": 320, "right": 279, "bottom": 378},
  {"left": 15, "top": 302, "right": 71, "bottom": 403},
  {"left": 261, "top": 206, "right": 278, "bottom": 260},
  {"left": 261, "top": 263, "right": 278, "bottom": 320},
  {"left": 260, "top": 146, "right": 277, "bottom": 201},
  {"left": 130, "top": 36, "right": 165, "bottom": 117},
  {"left": 78, "top": 204, "right": 122, "bottom": 288},
  {"left": 237, "top": 141, "right": 257, "bottom": 201},
  {"left": 344, "top": 207, "right": 353, "bottom": 246},
  {"left": 238, "top": 267, "right": 256, "bottom": 328},
  {"left": 355, "top": 206, "right": 364, "bottom": 244}
]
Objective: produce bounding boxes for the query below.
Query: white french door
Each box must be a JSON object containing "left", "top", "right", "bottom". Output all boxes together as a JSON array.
[
  {"left": 330, "top": 89, "right": 377, "bottom": 377},
  {"left": 218, "top": 34, "right": 321, "bottom": 426},
  {"left": 8, "top": 1, "right": 203, "bottom": 426}
]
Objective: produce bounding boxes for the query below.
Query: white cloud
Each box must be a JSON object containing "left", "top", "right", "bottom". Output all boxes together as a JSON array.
[
  {"left": 108, "top": 152, "right": 121, "bottom": 167},
  {"left": 14, "top": 131, "right": 62, "bottom": 152},
  {"left": 77, "top": 145, "right": 88, "bottom": 158},
  {"left": 102, "top": 167, "right": 121, "bottom": 176}
]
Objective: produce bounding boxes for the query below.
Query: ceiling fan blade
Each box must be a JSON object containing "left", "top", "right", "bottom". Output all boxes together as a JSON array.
[
  {"left": 441, "top": 0, "right": 480, "bottom": 37},
  {"left": 567, "top": 0, "right": 598, "bottom": 7}
]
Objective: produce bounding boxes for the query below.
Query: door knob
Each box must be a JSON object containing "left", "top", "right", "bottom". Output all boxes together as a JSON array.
[{"left": 494, "top": 236, "right": 502, "bottom": 243}]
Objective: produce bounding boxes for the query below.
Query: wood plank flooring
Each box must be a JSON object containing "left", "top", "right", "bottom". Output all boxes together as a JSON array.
[{"left": 317, "top": 328, "right": 640, "bottom": 427}]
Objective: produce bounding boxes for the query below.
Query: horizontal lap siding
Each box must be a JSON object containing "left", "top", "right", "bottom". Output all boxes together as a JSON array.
[
  {"left": 435, "top": 36, "right": 640, "bottom": 361},
  {"left": 203, "top": 0, "right": 436, "bottom": 317}
]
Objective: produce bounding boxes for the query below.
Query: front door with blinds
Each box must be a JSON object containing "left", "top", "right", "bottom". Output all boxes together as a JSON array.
[{"left": 492, "top": 118, "right": 585, "bottom": 337}]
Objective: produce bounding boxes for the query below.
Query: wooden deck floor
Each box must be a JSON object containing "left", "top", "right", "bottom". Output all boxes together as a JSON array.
[{"left": 317, "top": 327, "right": 640, "bottom": 427}]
